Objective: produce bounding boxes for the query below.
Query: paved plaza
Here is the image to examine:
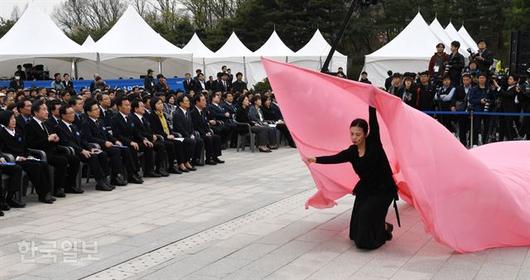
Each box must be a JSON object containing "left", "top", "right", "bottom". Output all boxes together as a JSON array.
[{"left": 1, "top": 148, "right": 529, "bottom": 280}]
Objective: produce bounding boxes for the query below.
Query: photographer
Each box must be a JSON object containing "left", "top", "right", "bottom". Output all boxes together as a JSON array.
[
  {"left": 472, "top": 40, "right": 494, "bottom": 74},
  {"left": 469, "top": 73, "right": 494, "bottom": 145},
  {"left": 434, "top": 75, "right": 456, "bottom": 132},
  {"left": 517, "top": 78, "right": 530, "bottom": 139},
  {"left": 446, "top": 41, "right": 465, "bottom": 87},
  {"left": 453, "top": 73, "right": 474, "bottom": 146},
  {"left": 428, "top": 43, "right": 449, "bottom": 87},
  {"left": 496, "top": 75, "right": 519, "bottom": 141}
]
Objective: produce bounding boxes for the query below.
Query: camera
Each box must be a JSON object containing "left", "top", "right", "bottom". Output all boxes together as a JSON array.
[
  {"left": 483, "top": 99, "right": 491, "bottom": 112},
  {"left": 467, "top": 48, "right": 479, "bottom": 60}
]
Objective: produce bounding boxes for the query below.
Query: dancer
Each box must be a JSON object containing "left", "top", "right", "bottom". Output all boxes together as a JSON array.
[{"left": 307, "top": 106, "right": 398, "bottom": 250}]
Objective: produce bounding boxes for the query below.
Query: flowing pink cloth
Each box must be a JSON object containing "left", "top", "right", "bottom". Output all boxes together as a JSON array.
[{"left": 262, "top": 59, "right": 530, "bottom": 253}]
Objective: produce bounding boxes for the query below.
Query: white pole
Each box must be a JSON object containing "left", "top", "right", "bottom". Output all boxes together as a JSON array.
[
  {"left": 243, "top": 56, "right": 248, "bottom": 83},
  {"left": 158, "top": 58, "right": 162, "bottom": 74},
  {"left": 96, "top": 53, "right": 101, "bottom": 75}
]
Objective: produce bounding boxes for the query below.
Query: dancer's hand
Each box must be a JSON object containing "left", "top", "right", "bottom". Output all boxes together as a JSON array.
[{"left": 306, "top": 157, "right": 316, "bottom": 164}]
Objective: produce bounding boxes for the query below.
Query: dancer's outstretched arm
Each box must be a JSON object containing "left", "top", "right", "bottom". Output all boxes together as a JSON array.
[{"left": 307, "top": 148, "right": 353, "bottom": 165}]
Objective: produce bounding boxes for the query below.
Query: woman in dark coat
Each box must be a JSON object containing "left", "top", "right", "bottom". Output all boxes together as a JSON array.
[
  {"left": 0, "top": 111, "right": 54, "bottom": 204},
  {"left": 307, "top": 106, "right": 399, "bottom": 250}
]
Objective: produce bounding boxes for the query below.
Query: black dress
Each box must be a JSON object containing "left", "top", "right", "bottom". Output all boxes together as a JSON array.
[{"left": 316, "top": 106, "right": 398, "bottom": 250}]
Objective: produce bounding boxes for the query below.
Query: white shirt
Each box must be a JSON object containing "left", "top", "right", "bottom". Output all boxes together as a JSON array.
[
  {"left": 33, "top": 117, "right": 48, "bottom": 134},
  {"left": 62, "top": 120, "right": 73, "bottom": 132},
  {"left": 119, "top": 112, "right": 128, "bottom": 122},
  {"left": 3, "top": 126, "right": 15, "bottom": 137},
  {"left": 134, "top": 113, "right": 144, "bottom": 123}
]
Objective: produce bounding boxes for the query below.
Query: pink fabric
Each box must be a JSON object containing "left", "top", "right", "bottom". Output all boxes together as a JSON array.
[{"left": 262, "top": 59, "right": 530, "bottom": 253}]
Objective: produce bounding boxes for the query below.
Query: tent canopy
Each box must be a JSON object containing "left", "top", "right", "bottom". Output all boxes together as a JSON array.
[
  {"left": 429, "top": 18, "right": 452, "bottom": 52},
  {"left": 213, "top": 32, "right": 253, "bottom": 58},
  {"left": 182, "top": 33, "right": 215, "bottom": 58},
  {"left": 93, "top": 6, "right": 190, "bottom": 61},
  {"left": 82, "top": 35, "right": 96, "bottom": 50},
  {"left": 445, "top": 22, "right": 471, "bottom": 52},
  {"left": 364, "top": 13, "right": 440, "bottom": 86},
  {"left": 253, "top": 30, "right": 294, "bottom": 57},
  {"left": 294, "top": 29, "right": 345, "bottom": 57},
  {"left": 458, "top": 26, "right": 478, "bottom": 52},
  {"left": 0, "top": 5, "right": 94, "bottom": 61},
  {"left": 366, "top": 13, "right": 440, "bottom": 62}
]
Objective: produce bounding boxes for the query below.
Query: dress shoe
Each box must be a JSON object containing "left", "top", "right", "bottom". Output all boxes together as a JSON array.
[
  {"left": 6, "top": 198, "right": 25, "bottom": 208},
  {"left": 0, "top": 202, "right": 10, "bottom": 211},
  {"left": 268, "top": 145, "right": 279, "bottom": 150},
  {"left": 168, "top": 167, "right": 182, "bottom": 174},
  {"left": 205, "top": 159, "right": 217, "bottom": 165},
  {"left": 178, "top": 167, "right": 189, "bottom": 173},
  {"left": 214, "top": 158, "right": 225, "bottom": 164},
  {"left": 111, "top": 174, "right": 127, "bottom": 186},
  {"left": 158, "top": 169, "right": 170, "bottom": 177},
  {"left": 259, "top": 147, "right": 272, "bottom": 153},
  {"left": 53, "top": 188, "right": 66, "bottom": 197},
  {"left": 192, "top": 161, "right": 205, "bottom": 167},
  {"left": 105, "top": 182, "right": 116, "bottom": 190},
  {"left": 65, "top": 187, "right": 84, "bottom": 194},
  {"left": 128, "top": 175, "right": 143, "bottom": 184},
  {"left": 0, "top": 210, "right": 3, "bottom": 216},
  {"left": 96, "top": 182, "right": 113, "bottom": 191},
  {"left": 144, "top": 171, "right": 161, "bottom": 178},
  {"left": 39, "top": 194, "right": 54, "bottom": 204}
]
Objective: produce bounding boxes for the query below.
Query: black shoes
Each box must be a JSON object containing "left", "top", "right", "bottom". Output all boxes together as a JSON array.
[
  {"left": 168, "top": 167, "right": 182, "bottom": 174},
  {"left": 158, "top": 169, "right": 170, "bottom": 177},
  {"left": 112, "top": 174, "right": 127, "bottom": 186},
  {"left": 205, "top": 159, "right": 217, "bottom": 165},
  {"left": 7, "top": 197, "right": 25, "bottom": 208},
  {"left": 144, "top": 171, "right": 162, "bottom": 178},
  {"left": 53, "top": 188, "right": 66, "bottom": 197},
  {"left": 214, "top": 158, "right": 225, "bottom": 164},
  {"left": 128, "top": 174, "right": 143, "bottom": 184},
  {"left": 65, "top": 187, "right": 84, "bottom": 194},
  {"left": 39, "top": 193, "right": 55, "bottom": 204}
]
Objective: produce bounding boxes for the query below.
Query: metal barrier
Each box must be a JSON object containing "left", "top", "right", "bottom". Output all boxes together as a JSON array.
[{"left": 421, "top": 110, "right": 530, "bottom": 147}]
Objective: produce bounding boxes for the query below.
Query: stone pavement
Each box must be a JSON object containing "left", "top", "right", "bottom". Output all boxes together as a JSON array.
[{"left": 0, "top": 148, "right": 529, "bottom": 280}]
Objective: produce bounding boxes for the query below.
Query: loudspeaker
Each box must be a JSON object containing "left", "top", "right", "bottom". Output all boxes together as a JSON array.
[{"left": 510, "top": 31, "right": 530, "bottom": 77}]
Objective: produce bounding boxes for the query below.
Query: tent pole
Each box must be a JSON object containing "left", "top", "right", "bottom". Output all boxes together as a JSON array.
[
  {"left": 202, "top": 58, "right": 206, "bottom": 77},
  {"left": 71, "top": 59, "right": 76, "bottom": 79},
  {"left": 190, "top": 55, "right": 194, "bottom": 75},
  {"left": 158, "top": 58, "right": 162, "bottom": 74},
  {"left": 243, "top": 56, "right": 248, "bottom": 83},
  {"left": 96, "top": 53, "right": 101, "bottom": 75}
]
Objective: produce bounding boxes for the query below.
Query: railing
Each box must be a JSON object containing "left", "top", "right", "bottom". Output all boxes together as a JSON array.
[{"left": 421, "top": 110, "right": 530, "bottom": 147}]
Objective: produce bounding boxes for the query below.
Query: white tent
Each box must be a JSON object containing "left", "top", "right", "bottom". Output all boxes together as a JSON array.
[
  {"left": 0, "top": 5, "right": 95, "bottom": 79},
  {"left": 289, "top": 29, "right": 347, "bottom": 74},
  {"left": 430, "top": 19, "right": 468, "bottom": 57},
  {"left": 364, "top": 13, "right": 440, "bottom": 86},
  {"left": 82, "top": 36, "right": 96, "bottom": 50},
  {"left": 458, "top": 26, "right": 478, "bottom": 52},
  {"left": 182, "top": 33, "right": 215, "bottom": 76},
  {"left": 247, "top": 30, "right": 295, "bottom": 85},
  {"left": 445, "top": 22, "right": 471, "bottom": 53},
  {"left": 205, "top": 32, "right": 253, "bottom": 82},
  {"left": 77, "top": 6, "right": 192, "bottom": 79}
]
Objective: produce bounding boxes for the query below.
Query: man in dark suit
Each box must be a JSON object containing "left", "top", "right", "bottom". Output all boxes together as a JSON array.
[
  {"left": 172, "top": 95, "right": 203, "bottom": 167},
  {"left": 46, "top": 99, "right": 63, "bottom": 132},
  {"left": 144, "top": 69, "right": 156, "bottom": 93},
  {"left": 212, "top": 72, "right": 229, "bottom": 93},
  {"left": 16, "top": 100, "right": 32, "bottom": 132},
  {"left": 69, "top": 97, "right": 85, "bottom": 128},
  {"left": 474, "top": 40, "right": 494, "bottom": 74},
  {"left": 191, "top": 94, "right": 224, "bottom": 165},
  {"left": 129, "top": 99, "right": 167, "bottom": 177},
  {"left": 194, "top": 73, "right": 207, "bottom": 93},
  {"left": 183, "top": 73, "right": 196, "bottom": 95},
  {"left": 231, "top": 72, "right": 247, "bottom": 93},
  {"left": 208, "top": 92, "right": 234, "bottom": 146},
  {"left": 97, "top": 93, "right": 114, "bottom": 132},
  {"left": 25, "top": 100, "right": 80, "bottom": 197},
  {"left": 57, "top": 105, "right": 113, "bottom": 191},
  {"left": 81, "top": 99, "right": 132, "bottom": 186},
  {"left": 110, "top": 97, "right": 152, "bottom": 180}
]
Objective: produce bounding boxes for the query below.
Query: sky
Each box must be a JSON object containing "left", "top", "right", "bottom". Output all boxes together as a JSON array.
[{"left": 0, "top": 0, "right": 63, "bottom": 19}]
